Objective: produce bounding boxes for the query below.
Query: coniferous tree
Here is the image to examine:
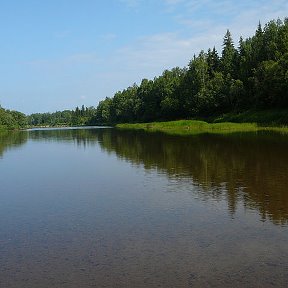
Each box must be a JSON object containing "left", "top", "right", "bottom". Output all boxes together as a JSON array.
[
  {"left": 221, "top": 30, "right": 237, "bottom": 77},
  {"left": 207, "top": 47, "right": 220, "bottom": 76}
]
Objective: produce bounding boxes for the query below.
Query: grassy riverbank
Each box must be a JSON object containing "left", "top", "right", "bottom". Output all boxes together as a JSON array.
[
  {"left": 117, "top": 121, "right": 254, "bottom": 135},
  {"left": 116, "top": 117, "right": 288, "bottom": 135}
]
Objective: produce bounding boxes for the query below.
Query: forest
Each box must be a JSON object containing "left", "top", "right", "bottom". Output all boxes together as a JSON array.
[
  {"left": 93, "top": 18, "right": 288, "bottom": 125},
  {"left": 0, "top": 106, "right": 27, "bottom": 130},
  {"left": 1, "top": 18, "right": 288, "bottom": 129}
]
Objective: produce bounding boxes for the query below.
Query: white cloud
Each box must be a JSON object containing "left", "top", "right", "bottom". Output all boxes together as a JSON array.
[
  {"left": 162, "top": 0, "right": 288, "bottom": 47},
  {"left": 104, "top": 0, "right": 288, "bottom": 88},
  {"left": 108, "top": 31, "right": 220, "bottom": 88},
  {"left": 162, "top": 0, "right": 287, "bottom": 25}
]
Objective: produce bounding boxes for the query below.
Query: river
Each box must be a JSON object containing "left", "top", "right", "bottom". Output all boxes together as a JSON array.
[{"left": 0, "top": 127, "right": 288, "bottom": 287}]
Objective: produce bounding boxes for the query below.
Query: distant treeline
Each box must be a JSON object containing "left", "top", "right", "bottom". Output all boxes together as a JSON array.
[
  {"left": 28, "top": 105, "right": 97, "bottom": 127},
  {"left": 93, "top": 18, "right": 288, "bottom": 124},
  {"left": 0, "top": 106, "right": 27, "bottom": 129}
]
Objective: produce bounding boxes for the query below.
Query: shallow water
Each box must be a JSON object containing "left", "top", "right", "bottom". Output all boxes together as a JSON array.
[{"left": 0, "top": 128, "right": 288, "bottom": 287}]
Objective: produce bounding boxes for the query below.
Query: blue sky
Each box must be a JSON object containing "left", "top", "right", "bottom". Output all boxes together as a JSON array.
[{"left": 0, "top": 0, "right": 287, "bottom": 114}]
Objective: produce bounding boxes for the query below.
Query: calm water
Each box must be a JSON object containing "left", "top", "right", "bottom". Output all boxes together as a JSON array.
[{"left": 0, "top": 127, "right": 288, "bottom": 287}]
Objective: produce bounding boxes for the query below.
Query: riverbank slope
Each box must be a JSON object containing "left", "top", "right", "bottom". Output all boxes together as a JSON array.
[{"left": 116, "top": 110, "right": 288, "bottom": 135}]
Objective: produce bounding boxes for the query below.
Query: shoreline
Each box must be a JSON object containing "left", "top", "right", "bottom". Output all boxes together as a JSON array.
[{"left": 116, "top": 120, "right": 288, "bottom": 135}]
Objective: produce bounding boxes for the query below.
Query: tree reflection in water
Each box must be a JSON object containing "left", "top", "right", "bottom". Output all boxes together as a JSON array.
[{"left": 2, "top": 127, "right": 288, "bottom": 225}]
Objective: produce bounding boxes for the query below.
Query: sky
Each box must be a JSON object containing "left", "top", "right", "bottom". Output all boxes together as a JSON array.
[{"left": 0, "top": 0, "right": 287, "bottom": 114}]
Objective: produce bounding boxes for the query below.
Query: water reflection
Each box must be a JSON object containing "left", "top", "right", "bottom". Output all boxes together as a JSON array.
[
  {"left": 0, "top": 130, "right": 28, "bottom": 158},
  {"left": 27, "top": 127, "right": 105, "bottom": 148},
  {"left": 2, "top": 128, "right": 288, "bottom": 225},
  {"left": 99, "top": 129, "right": 288, "bottom": 225}
]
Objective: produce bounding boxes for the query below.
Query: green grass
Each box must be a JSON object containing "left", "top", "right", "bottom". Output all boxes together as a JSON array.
[
  {"left": 116, "top": 109, "right": 288, "bottom": 135},
  {"left": 116, "top": 119, "right": 288, "bottom": 135}
]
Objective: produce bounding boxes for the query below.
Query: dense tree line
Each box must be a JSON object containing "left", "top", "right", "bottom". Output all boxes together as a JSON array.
[
  {"left": 28, "top": 105, "right": 97, "bottom": 126},
  {"left": 0, "top": 105, "right": 27, "bottom": 129},
  {"left": 92, "top": 18, "right": 288, "bottom": 124}
]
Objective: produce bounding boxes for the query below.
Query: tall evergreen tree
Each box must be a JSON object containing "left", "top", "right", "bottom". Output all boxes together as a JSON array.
[
  {"left": 221, "top": 30, "right": 237, "bottom": 77},
  {"left": 207, "top": 47, "right": 220, "bottom": 76}
]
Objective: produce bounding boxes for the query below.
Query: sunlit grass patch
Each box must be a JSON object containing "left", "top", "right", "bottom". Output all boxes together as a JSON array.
[{"left": 116, "top": 120, "right": 288, "bottom": 135}]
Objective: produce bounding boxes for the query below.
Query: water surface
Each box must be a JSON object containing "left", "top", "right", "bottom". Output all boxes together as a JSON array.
[{"left": 0, "top": 128, "right": 288, "bottom": 287}]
